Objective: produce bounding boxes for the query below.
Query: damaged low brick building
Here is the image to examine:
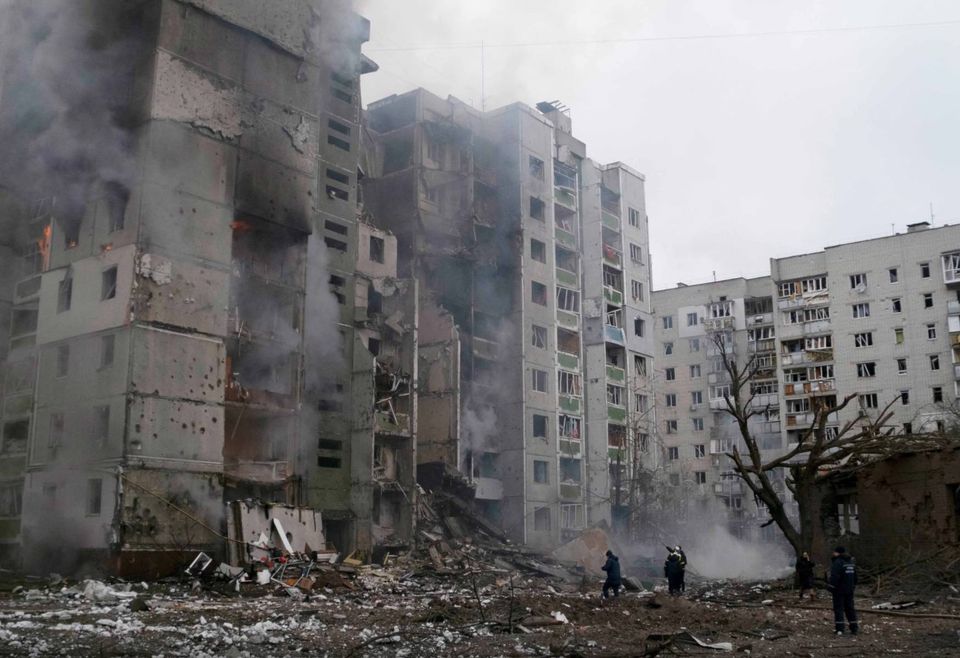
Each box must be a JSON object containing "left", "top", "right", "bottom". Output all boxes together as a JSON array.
[
  {"left": 812, "top": 447, "right": 960, "bottom": 569},
  {"left": 0, "top": 0, "right": 423, "bottom": 574}
]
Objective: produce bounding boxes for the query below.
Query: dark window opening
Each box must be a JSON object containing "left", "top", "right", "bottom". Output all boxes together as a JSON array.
[
  {"left": 101, "top": 266, "right": 117, "bottom": 300},
  {"left": 331, "top": 88, "right": 353, "bottom": 104},
  {"left": 86, "top": 478, "right": 102, "bottom": 516},
  {"left": 529, "top": 197, "right": 545, "bottom": 220},
  {"left": 318, "top": 456, "right": 343, "bottom": 469},
  {"left": 104, "top": 181, "right": 129, "bottom": 233},
  {"left": 368, "top": 284, "right": 382, "bottom": 315},
  {"left": 318, "top": 438, "right": 343, "bottom": 451},
  {"left": 331, "top": 71, "right": 355, "bottom": 88},
  {"left": 326, "top": 168, "right": 350, "bottom": 185},
  {"left": 368, "top": 337, "right": 381, "bottom": 355},
  {"left": 324, "top": 220, "right": 348, "bottom": 236},
  {"left": 57, "top": 277, "right": 72, "bottom": 313},
  {"left": 533, "top": 414, "right": 548, "bottom": 438},
  {"left": 328, "top": 135, "right": 351, "bottom": 151},
  {"left": 326, "top": 185, "right": 349, "bottom": 201},
  {"left": 325, "top": 237, "right": 347, "bottom": 252},
  {"left": 328, "top": 119, "right": 351, "bottom": 135},
  {"left": 369, "top": 236, "right": 385, "bottom": 263}
]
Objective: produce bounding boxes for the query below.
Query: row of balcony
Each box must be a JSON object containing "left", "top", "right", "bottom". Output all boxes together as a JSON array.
[{"left": 783, "top": 379, "right": 836, "bottom": 397}]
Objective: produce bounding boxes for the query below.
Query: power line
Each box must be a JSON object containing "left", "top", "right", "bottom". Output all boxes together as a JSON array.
[{"left": 366, "top": 17, "right": 960, "bottom": 53}]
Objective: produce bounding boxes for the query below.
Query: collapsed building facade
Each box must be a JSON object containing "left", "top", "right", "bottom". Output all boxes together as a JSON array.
[
  {"left": 362, "top": 90, "right": 656, "bottom": 549},
  {"left": 0, "top": 0, "right": 420, "bottom": 572}
]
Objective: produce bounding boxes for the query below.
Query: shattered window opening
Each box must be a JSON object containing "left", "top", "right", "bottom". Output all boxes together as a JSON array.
[
  {"left": 531, "top": 324, "right": 547, "bottom": 349},
  {"left": 532, "top": 414, "right": 548, "bottom": 439},
  {"left": 369, "top": 236, "right": 384, "bottom": 264},
  {"left": 57, "top": 277, "right": 72, "bottom": 313},
  {"left": 101, "top": 266, "right": 117, "bottom": 300},
  {"left": 528, "top": 155, "right": 544, "bottom": 180}
]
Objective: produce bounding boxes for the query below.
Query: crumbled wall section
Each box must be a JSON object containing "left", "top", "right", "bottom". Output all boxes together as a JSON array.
[{"left": 151, "top": 51, "right": 243, "bottom": 139}]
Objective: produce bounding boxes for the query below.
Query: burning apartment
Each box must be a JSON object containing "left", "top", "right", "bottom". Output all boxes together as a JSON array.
[
  {"left": 0, "top": 0, "right": 418, "bottom": 573},
  {"left": 362, "top": 91, "right": 655, "bottom": 548}
]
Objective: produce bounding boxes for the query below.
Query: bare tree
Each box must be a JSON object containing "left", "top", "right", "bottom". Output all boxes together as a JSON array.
[{"left": 711, "top": 333, "right": 951, "bottom": 557}]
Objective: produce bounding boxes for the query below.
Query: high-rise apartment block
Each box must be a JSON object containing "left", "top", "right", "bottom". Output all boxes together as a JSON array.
[
  {"left": 364, "top": 92, "right": 655, "bottom": 549},
  {"left": 654, "top": 222, "right": 960, "bottom": 539}
]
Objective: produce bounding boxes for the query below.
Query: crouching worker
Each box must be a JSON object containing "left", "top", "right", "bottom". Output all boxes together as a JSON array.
[
  {"left": 664, "top": 551, "right": 684, "bottom": 595},
  {"left": 601, "top": 549, "right": 622, "bottom": 599},
  {"left": 827, "top": 546, "right": 859, "bottom": 635}
]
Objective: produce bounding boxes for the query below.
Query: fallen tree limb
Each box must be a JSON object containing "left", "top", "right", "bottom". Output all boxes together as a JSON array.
[{"left": 785, "top": 602, "right": 960, "bottom": 620}]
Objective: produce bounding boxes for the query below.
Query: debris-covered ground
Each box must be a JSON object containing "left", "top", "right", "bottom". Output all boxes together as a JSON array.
[{"left": 3, "top": 569, "right": 960, "bottom": 656}]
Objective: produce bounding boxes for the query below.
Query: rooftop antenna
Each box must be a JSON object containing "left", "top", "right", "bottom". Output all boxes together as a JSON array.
[
  {"left": 930, "top": 202, "right": 935, "bottom": 224},
  {"left": 713, "top": 270, "right": 717, "bottom": 282}
]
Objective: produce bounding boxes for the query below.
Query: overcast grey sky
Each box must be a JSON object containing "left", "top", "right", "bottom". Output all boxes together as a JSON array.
[{"left": 358, "top": 1, "right": 960, "bottom": 289}]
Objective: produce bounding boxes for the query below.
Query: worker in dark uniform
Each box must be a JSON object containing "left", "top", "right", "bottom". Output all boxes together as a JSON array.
[
  {"left": 826, "top": 546, "right": 858, "bottom": 635},
  {"left": 664, "top": 551, "right": 684, "bottom": 595},
  {"left": 796, "top": 551, "right": 816, "bottom": 600},
  {"left": 601, "top": 549, "right": 622, "bottom": 599},
  {"left": 675, "top": 545, "right": 688, "bottom": 592}
]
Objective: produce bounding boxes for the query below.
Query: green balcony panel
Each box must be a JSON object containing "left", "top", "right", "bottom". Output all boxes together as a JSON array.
[
  {"left": 555, "top": 227, "right": 577, "bottom": 249},
  {"left": 557, "top": 352, "right": 579, "bottom": 370},
  {"left": 556, "top": 268, "right": 578, "bottom": 287},
  {"left": 559, "top": 396, "right": 581, "bottom": 413},
  {"left": 560, "top": 483, "right": 582, "bottom": 500},
  {"left": 607, "top": 405, "right": 627, "bottom": 422},
  {"left": 556, "top": 310, "right": 579, "bottom": 329},
  {"left": 559, "top": 439, "right": 582, "bottom": 457},
  {"left": 606, "top": 365, "right": 625, "bottom": 382},
  {"left": 603, "top": 287, "right": 623, "bottom": 305},
  {"left": 601, "top": 210, "right": 620, "bottom": 230}
]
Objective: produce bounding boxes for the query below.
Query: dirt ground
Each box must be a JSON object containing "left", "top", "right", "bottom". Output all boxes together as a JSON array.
[{"left": 1, "top": 572, "right": 959, "bottom": 657}]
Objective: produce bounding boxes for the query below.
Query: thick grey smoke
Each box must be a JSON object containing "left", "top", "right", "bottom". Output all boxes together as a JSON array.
[{"left": 0, "top": 0, "right": 145, "bottom": 231}]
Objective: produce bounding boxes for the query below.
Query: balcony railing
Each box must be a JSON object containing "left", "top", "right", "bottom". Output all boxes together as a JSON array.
[
  {"left": 602, "top": 244, "right": 622, "bottom": 268},
  {"left": 954, "top": 363, "right": 960, "bottom": 381},
  {"left": 559, "top": 482, "right": 582, "bottom": 500},
  {"left": 554, "top": 185, "right": 578, "bottom": 211},
  {"left": 603, "top": 286, "right": 623, "bottom": 306},
  {"left": 606, "top": 364, "right": 625, "bottom": 383}
]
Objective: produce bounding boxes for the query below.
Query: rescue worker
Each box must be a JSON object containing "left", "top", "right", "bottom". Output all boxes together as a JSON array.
[
  {"left": 675, "top": 545, "right": 688, "bottom": 592},
  {"left": 826, "top": 546, "right": 858, "bottom": 635},
  {"left": 796, "top": 551, "right": 816, "bottom": 600},
  {"left": 664, "top": 551, "right": 684, "bottom": 595},
  {"left": 601, "top": 549, "right": 622, "bottom": 599}
]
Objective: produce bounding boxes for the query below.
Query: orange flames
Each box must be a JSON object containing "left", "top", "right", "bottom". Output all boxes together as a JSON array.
[
  {"left": 36, "top": 225, "right": 51, "bottom": 272},
  {"left": 230, "top": 220, "right": 255, "bottom": 233}
]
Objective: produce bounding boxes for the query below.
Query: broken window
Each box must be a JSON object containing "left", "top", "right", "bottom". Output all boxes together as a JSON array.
[
  {"left": 859, "top": 393, "right": 878, "bottom": 409},
  {"left": 558, "top": 415, "right": 581, "bottom": 439},
  {"left": 318, "top": 456, "right": 343, "bottom": 469},
  {"left": 94, "top": 405, "right": 110, "bottom": 444},
  {"left": 690, "top": 364, "right": 701, "bottom": 378},
  {"left": 531, "top": 369, "right": 548, "bottom": 393},
  {"left": 662, "top": 316, "right": 673, "bottom": 329},
  {"left": 668, "top": 446, "right": 679, "bottom": 460},
  {"left": 100, "top": 334, "right": 115, "bottom": 369},
  {"left": 529, "top": 196, "right": 545, "bottom": 220},
  {"left": 633, "top": 317, "right": 644, "bottom": 337},
  {"left": 664, "top": 342, "right": 673, "bottom": 355},
  {"left": 608, "top": 424, "right": 626, "bottom": 447},
  {"left": 48, "top": 413, "right": 64, "bottom": 448},
  {"left": 531, "top": 281, "right": 547, "bottom": 306},
  {"left": 856, "top": 362, "right": 876, "bottom": 378},
  {"left": 631, "top": 279, "right": 644, "bottom": 301},
  {"left": 634, "top": 355, "right": 647, "bottom": 376},
  {"left": 366, "top": 284, "right": 383, "bottom": 316},
  {"left": 532, "top": 414, "right": 548, "bottom": 439},
  {"left": 931, "top": 354, "right": 941, "bottom": 371},
  {"left": 889, "top": 267, "right": 899, "bottom": 283},
  {"left": 849, "top": 273, "right": 867, "bottom": 289},
  {"left": 556, "top": 246, "right": 577, "bottom": 273},
  {"left": 86, "top": 478, "right": 102, "bottom": 516},
  {"left": 533, "top": 460, "right": 549, "bottom": 484},
  {"left": 57, "top": 277, "right": 72, "bottom": 313},
  {"left": 368, "top": 236, "right": 385, "bottom": 264},
  {"left": 530, "top": 239, "right": 546, "bottom": 263},
  {"left": 664, "top": 367, "right": 675, "bottom": 381},
  {"left": 897, "top": 357, "right": 908, "bottom": 374},
  {"left": 0, "top": 484, "right": 22, "bottom": 518},
  {"left": 559, "top": 457, "right": 581, "bottom": 484},
  {"left": 330, "top": 71, "right": 354, "bottom": 104},
  {"left": 664, "top": 393, "right": 676, "bottom": 407},
  {"left": 895, "top": 327, "right": 905, "bottom": 344},
  {"left": 900, "top": 390, "right": 910, "bottom": 405},
  {"left": 327, "top": 119, "right": 351, "bottom": 151},
  {"left": 852, "top": 303, "right": 870, "bottom": 319},
  {"left": 854, "top": 332, "right": 873, "bottom": 347},
  {"left": 556, "top": 287, "right": 579, "bottom": 313},
  {"left": 528, "top": 155, "right": 544, "bottom": 180},
  {"left": 56, "top": 344, "right": 69, "bottom": 378},
  {"left": 1, "top": 420, "right": 28, "bottom": 455},
  {"left": 531, "top": 325, "right": 547, "bottom": 349},
  {"left": 924, "top": 292, "right": 934, "bottom": 308},
  {"left": 558, "top": 370, "right": 582, "bottom": 396},
  {"left": 928, "top": 323, "right": 937, "bottom": 340},
  {"left": 104, "top": 181, "right": 128, "bottom": 233},
  {"left": 629, "top": 243, "right": 643, "bottom": 263},
  {"left": 628, "top": 207, "right": 640, "bottom": 227},
  {"left": 325, "top": 185, "right": 349, "bottom": 202},
  {"left": 556, "top": 327, "right": 579, "bottom": 355},
  {"left": 368, "top": 337, "right": 381, "bottom": 355},
  {"left": 665, "top": 420, "right": 677, "bottom": 434},
  {"left": 533, "top": 506, "right": 551, "bottom": 532},
  {"left": 691, "top": 390, "right": 703, "bottom": 406},
  {"left": 607, "top": 385, "right": 624, "bottom": 406},
  {"left": 921, "top": 262, "right": 931, "bottom": 278},
  {"left": 101, "top": 266, "right": 117, "bottom": 301},
  {"left": 694, "top": 444, "right": 706, "bottom": 458}
]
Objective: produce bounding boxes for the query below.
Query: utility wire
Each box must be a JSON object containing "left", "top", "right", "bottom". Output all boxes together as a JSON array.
[{"left": 367, "top": 17, "right": 960, "bottom": 52}]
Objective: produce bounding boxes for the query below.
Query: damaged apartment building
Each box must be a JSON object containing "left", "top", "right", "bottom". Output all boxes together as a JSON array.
[
  {"left": 362, "top": 90, "right": 655, "bottom": 548},
  {"left": 0, "top": 0, "right": 418, "bottom": 572}
]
